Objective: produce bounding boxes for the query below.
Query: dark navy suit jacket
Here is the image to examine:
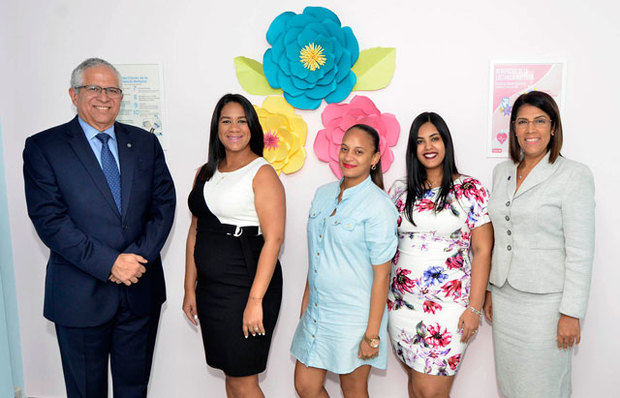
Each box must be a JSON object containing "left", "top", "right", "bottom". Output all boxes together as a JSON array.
[{"left": 23, "top": 116, "right": 176, "bottom": 327}]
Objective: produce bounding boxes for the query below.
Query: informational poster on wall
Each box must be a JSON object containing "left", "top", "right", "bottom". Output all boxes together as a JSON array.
[
  {"left": 114, "top": 64, "right": 167, "bottom": 149},
  {"left": 487, "top": 61, "right": 566, "bottom": 157}
]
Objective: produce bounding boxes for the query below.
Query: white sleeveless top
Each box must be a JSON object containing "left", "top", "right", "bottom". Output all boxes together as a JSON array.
[{"left": 203, "top": 157, "right": 270, "bottom": 227}]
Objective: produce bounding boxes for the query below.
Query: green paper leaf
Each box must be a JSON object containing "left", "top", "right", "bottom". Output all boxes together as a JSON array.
[
  {"left": 234, "top": 56, "right": 283, "bottom": 95},
  {"left": 351, "top": 47, "right": 396, "bottom": 91}
]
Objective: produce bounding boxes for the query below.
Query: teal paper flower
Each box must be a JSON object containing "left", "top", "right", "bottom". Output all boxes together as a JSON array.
[{"left": 262, "top": 7, "right": 359, "bottom": 110}]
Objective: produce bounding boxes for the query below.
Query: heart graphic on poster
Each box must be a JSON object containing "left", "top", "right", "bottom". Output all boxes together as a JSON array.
[{"left": 497, "top": 132, "right": 507, "bottom": 144}]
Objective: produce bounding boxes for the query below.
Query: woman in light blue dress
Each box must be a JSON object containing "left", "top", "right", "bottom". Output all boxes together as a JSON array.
[{"left": 291, "top": 124, "right": 398, "bottom": 397}]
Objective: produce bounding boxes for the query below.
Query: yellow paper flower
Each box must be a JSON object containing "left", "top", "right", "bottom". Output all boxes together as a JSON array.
[{"left": 254, "top": 96, "right": 307, "bottom": 174}]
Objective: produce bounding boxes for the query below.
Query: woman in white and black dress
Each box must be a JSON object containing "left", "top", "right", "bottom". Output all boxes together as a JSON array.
[{"left": 183, "top": 93, "right": 285, "bottom": 398}]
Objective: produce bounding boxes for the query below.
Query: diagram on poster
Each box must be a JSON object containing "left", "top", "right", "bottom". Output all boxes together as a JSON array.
[
  {"left": 114, "top": 64, "right": 166, "bottom": 148},
  {"left": 488, "top": 61, "right": 565, "bottom": 157}
]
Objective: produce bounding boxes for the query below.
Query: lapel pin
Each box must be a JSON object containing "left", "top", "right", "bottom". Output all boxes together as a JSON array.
[{"left": 127, "top": 143, "right": 132, "bottom": 148}]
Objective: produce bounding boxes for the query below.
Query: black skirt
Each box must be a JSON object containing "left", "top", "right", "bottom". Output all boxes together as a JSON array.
[{"left": 188, "top": 168, "right": 283, "bottom": 377}]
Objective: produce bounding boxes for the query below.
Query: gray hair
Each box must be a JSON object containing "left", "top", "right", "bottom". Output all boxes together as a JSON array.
[{"left": 70, "top": 58, "right": 122, "bottom": 88}]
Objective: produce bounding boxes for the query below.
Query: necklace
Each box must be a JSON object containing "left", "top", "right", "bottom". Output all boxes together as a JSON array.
[
  {"left": 215, "top": 157, "right": 256, "bottom": 185},
  {"left": 517, "top": 164, "right": 531, "bottom": 180},
  {"left": 214, "top": 170, "right": 228, "bottom": 185},
  {"left": 518, "top": 153, "right": 546, "bottom": 181},
  {"left": 426, "top": 180, "right": 441, "bottom": 189}
]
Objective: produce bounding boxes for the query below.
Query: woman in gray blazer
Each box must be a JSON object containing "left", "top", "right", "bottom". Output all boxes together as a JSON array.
[{"left": 483, "top": 91, "right": 595, "bottom": 397}]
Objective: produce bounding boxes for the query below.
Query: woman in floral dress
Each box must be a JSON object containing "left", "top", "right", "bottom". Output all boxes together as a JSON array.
[{"left": 387, "top": 112, "right": 494, "bottom": 397}]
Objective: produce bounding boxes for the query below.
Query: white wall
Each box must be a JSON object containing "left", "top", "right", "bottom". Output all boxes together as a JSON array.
[{"left": 2, "top": 0, "right": 619, "bottom": 396}]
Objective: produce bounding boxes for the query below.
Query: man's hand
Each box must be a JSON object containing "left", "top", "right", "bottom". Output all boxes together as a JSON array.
[{"left": 110, "top": 253, "right": 147, "bottom": 286}]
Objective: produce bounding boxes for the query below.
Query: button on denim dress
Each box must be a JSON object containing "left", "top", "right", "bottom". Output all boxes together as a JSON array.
[{"left": 291, "top": 176, "right": 398, "bottom": 374}]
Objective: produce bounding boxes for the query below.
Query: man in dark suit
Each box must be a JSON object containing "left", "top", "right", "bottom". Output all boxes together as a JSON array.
[{"left": 23, "top": 58, "right": 176, "bottom": 397}]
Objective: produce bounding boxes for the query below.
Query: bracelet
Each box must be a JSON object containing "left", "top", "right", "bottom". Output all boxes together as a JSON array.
[{"left": 468, "top": 306, "right": 483, "bottom": 317}]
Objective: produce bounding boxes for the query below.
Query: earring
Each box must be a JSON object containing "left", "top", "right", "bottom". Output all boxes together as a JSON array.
[{"left": 371, "top": 164, "right": 377, "bottom": 170}]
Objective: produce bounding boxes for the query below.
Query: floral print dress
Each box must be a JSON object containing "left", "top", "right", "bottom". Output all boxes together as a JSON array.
[{"left": 387, "top": 177, "right": 490, "bottom": 376}]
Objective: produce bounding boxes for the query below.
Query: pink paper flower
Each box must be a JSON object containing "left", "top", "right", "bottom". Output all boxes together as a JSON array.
[{"left": 314, "top": 95, "right": 400, "bottom": 177}]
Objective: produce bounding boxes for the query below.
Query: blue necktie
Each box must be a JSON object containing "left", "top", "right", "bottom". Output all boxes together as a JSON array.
[{"left": 96, "top": 133, "right": 122, "bottom": 213}]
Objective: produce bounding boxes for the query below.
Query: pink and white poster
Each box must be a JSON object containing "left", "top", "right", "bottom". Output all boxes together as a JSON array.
[{"left": 487, "top": 61, "right": 566, "bottom": 157}]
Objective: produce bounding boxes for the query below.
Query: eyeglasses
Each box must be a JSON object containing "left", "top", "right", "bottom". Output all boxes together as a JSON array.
[
  {"left": 514, "top": 117, "right": 551, "bottom": 130},
  {"left": 74, "top": 85, "right": 123, "bottom": 98}
]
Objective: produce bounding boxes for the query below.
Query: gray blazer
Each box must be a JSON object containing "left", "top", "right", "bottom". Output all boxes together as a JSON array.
[{"left": 488, "top": 152, "right": 595, "bottom": 318}]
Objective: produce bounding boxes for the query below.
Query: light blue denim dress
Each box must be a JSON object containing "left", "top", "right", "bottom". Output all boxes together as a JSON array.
[{"left": 291, "top": 177, "right": 398, "bottom": 374}]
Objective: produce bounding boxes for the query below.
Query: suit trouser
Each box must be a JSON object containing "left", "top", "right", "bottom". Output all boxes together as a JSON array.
[{"left": 55, "top": 290, "right": 161, "bottom": 398}]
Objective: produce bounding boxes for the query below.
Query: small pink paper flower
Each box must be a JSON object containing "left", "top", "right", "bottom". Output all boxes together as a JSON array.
[{"left": 314, "top": 95, "right": 400, "bottom": 178}]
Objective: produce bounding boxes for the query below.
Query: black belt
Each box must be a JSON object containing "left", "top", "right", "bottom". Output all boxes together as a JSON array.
[
  {"left": 218, "top": 224, "right": 260, "bottom": 238},
  {"left": 202, "top": 223, "right": 261, "bottom": 282}
]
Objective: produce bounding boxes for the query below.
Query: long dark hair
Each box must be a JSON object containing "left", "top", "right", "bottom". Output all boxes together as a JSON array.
[
  {"left": 200, "top": 94, "right": 264, "bottom": 181},
  {"left": 404, "top": 112, "right": 459, "bottom": 224},
  {"left": 345, "top": 124, "right": 384, "bottom": 190},
  {"left": 509, "top": 90, "right": 563, "bottom": 163}
]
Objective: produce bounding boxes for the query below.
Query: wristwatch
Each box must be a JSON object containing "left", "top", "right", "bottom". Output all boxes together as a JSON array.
[{"left": 363, "top": 334, "right": 380, "bottom": 349}]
